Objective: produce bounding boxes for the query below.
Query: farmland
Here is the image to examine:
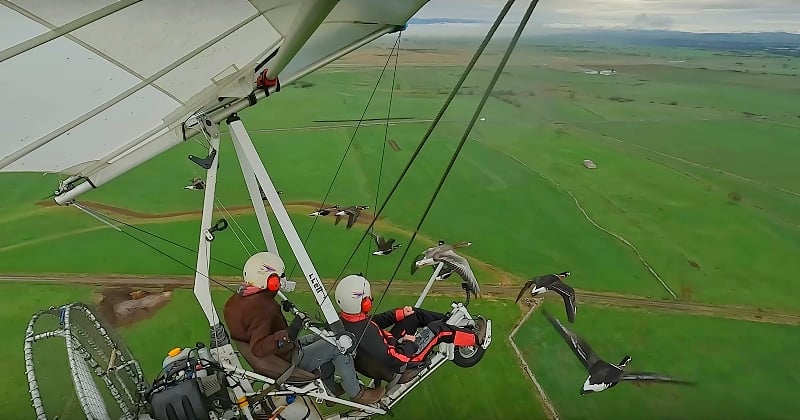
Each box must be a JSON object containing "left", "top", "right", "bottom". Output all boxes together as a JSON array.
[{"left": 2, "top": 34, "right": 800, "bottom": 419}]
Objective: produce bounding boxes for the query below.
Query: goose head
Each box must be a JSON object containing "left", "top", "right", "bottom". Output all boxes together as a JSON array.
[{"left": 411, "top": 254, "right": 432, "bottom": 274}]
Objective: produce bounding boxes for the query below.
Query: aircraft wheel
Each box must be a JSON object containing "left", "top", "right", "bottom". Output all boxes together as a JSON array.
[{"left": 452, "top": 344, "right": 486, "bottom": 368}]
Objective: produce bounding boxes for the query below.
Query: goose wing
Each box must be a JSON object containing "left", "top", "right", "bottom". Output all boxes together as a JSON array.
[
  {"left": 621, "top": 372, "right": 695, "bottom": 385},
  {"left": 346, "top": 212, "right": 358, "bottom": 229},
  {"left": 369, "top": 231, "right": 383, "bottom": 248},
  {"left": 436, "top": 250, "right": 480, "bottom": 298},
  {"left": 549, "top": 280, "right": 577, "bottom": 323},
  {"left": 514, "top": 279, "right": 537, "bottom": 303},
  {"left": 542, "top": 309, "right": 598, "bottom": 371},
  {"left": 534, "top": 274, "right": 558, "bottom": 288}
]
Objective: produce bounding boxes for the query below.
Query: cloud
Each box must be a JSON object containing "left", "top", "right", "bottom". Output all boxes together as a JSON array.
[
  {"left": 411, "top": 0, "right": 800, "bottom": 33},
  {"left": 630, "top": 13, "right": 674, "bottom": 29}
]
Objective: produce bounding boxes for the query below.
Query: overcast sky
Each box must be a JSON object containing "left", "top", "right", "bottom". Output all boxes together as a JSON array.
[{"left": 409, "top": 0, "right": 800, "bottom": 35}]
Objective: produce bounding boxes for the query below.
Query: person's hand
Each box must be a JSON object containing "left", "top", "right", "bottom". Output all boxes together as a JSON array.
[
  {"left": 275, "top": 329, "right": 290, "bottom": 343},
  {"left": 402, "top": 334, "right": 416, "bottom": 342},
  {"left": 402, "top": 306, "right": 415, "bottom": 317}
]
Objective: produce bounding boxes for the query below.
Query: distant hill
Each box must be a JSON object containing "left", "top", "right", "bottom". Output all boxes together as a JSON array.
[
  {"left": 408, "top": 17, "right": 487, "bottom": 25},
  {"left": 531, "top": 29, "right": 800, "bottom": 55}
]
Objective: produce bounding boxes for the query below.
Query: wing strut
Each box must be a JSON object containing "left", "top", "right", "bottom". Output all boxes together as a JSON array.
[
  {"left": 230, "top": 135, "right": 279, "bottom": 255},
  {"left": 226, "top": 114, "right": 345, "bottom": 334},
  {"left": 415, "top": 263, "right": 444, "bottom": 307}
]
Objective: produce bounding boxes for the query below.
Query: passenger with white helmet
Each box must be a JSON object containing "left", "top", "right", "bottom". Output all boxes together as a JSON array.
[
  {"left": 223, "top": 252, "right": 385, "bottom": 405},
  {"left": 334, "top": 274, "right": 488, "bottom": 384}
]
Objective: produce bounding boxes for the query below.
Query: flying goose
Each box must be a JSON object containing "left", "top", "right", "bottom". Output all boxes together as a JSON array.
[
  {"left": 258, "top": 185, "right": 283, "bottom": 200},
  {"left": 542, "top": 309, "right": 695, "bottom": 395},
  {"left": 370, "top": 231, "right": 401, "bottom": 255},
  {"left": 515, "top": 271, "right": 577, "bottom": 322},
  {"left": 411, "top": 241, "right": 480, "bottom": 298},
  {"left": 334, "top": 205, "right": 369, "bottom": 229},
  {"left": 184, "top": 177, "right": 205, "bottom": 190},
  {"left": 429, "top": 241, "right": 454, "bottom": 280},
  {"left": 309, "top": 205, "right": 340, "bottom": 217}
]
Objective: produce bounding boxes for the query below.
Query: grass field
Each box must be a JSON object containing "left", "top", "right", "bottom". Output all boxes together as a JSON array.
[
  {"left": 0, "top": 282, "right": 542, "bottom": 419},
  {"left": 2, "top": 37, "right": 800, "bottom": 419},
  {"left": 515, "top": 298, "right": 800, "bottom": 420}
]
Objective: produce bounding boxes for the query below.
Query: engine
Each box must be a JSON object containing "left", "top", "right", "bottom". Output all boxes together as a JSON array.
[{"left": 147, "top": 342, "right": 234, "bottom": 420}]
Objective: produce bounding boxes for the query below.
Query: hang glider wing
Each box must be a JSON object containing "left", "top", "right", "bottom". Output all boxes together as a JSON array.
[{"left": 0, "top": 0, "right": 428, "bottom": 201}]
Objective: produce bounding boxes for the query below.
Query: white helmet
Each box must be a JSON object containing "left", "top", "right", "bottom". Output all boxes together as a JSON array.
[
  {"left": 335, "top": 274, "right": 372, "bottom": 315},
  {"left": 243, "top": 252, "right": 285, "bottom": 291}
]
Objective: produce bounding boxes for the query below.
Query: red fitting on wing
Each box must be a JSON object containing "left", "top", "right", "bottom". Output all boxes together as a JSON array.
[{"left": 256, "top": 68, "right": 279, "bottom": 89}]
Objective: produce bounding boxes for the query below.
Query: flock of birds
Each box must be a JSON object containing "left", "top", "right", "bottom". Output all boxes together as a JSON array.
[
  {"left": 308, "top": 204, "right": 371, "bottom": 231},
  {"left": 186, "top": 181, "right": 694, "bottom": 397},
  {"left": 310, "top": 204, "right": 481, "bottom": 297},
  {"left": 514, "top": 273, "right": 695, "bottom": 395}
]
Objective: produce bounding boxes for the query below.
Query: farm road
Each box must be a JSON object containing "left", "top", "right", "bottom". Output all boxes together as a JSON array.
[{"left": 2, "top": 275, "right": 797, "bottom": 326}]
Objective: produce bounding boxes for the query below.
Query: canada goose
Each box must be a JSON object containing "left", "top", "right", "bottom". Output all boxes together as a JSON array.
[
  {"left": 411, "top": 241, "right": 479, "bottom": 298},
  {"left": 542, "top": 309, "right": 695, "bottom": 395},
  {"left": 258, "top": 185, "right": 282, "bottom": 200},
  {"left": 334, "top": 205, "right": 369, "bottom": 229},
  {"left": 369, "top": 231, "right": 401, "bottom": 255},
  {"left": 515, "top": 271, "right": 576, "bottom": 322},
  {"left": 309, "top": 205, "right": 340, "bottom": 217},
  {"left": 184, "top": 177, "right": 205, "bottom": 190}
]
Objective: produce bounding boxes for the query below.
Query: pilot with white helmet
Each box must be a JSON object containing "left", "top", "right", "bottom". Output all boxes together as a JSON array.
[
  {"left": 223, "top": 252, "right": 384, "bottom": 404},
  {"left": 334, "top": 274, "right": 487, "bottom": 383}
]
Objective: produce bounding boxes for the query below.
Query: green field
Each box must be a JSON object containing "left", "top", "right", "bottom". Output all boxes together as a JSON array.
[
  {"left": 515, "top": 298, "right": 800, "bottom": 420},
  {"left": 0, "top": 282, "right": 542, "bottom": 419},
  {"left": 2, "top": 37, "right": 800, "bottom": 419},
  {"left": 3, "top": 42, "right": 799, "bottom": 309}
]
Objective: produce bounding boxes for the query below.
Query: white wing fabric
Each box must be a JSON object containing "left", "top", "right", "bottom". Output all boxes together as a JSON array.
[{"left": 0, "top": 0, "right": 427, "bottom": 187}]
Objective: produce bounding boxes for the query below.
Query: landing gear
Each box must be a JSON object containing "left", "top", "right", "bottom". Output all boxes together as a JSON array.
[{"left": 453, "top": 343, "right": 486, "bottom": 368}]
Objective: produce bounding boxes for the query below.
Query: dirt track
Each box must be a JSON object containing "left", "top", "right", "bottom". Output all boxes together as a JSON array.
[
  {"left": 37, "top": 200, "right": 384, "bottom": 225},
  {"left": 3, "top": 275, "right": 798, "bottom": 326}
]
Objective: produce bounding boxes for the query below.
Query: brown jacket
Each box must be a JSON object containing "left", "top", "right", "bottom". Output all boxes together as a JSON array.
[{"left": 223, "top": 290, "right": 295, "bottom": 362}]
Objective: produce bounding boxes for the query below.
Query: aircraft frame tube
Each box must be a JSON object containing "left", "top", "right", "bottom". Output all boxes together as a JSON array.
[
  {"left": 54, "top": 25, "right": 397, "bottom": 206},
  {"left": 193, "top": 126, "right": 222, "bottom": 327},
  {"left": 227, "top": 115, "right": 343, "bottom": 330},
  {"left": 414, "top": 262, "right": 443, "bottom": 307},
  {"left": 231, "top": 138, "right": 279, "bottom": 254}
]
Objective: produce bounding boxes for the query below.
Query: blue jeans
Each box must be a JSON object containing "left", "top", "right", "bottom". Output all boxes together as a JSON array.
[{"left": 296, "top": 334, "right": 361, "bottom": 397}]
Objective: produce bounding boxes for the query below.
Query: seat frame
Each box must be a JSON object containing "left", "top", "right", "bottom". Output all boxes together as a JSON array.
[{"left": 233, "top": 339, "right": 319, "bottom": 385}]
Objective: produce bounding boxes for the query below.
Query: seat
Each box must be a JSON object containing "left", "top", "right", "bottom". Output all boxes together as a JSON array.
[
  {"left": 353, "top": 353, "right": 395, "bottom": 385},
  {"left": 353, "top": 353, "right": 428, "bottom": 387},
  {"left": 233, "top": 339, "right": 319, "bottom": 385}
]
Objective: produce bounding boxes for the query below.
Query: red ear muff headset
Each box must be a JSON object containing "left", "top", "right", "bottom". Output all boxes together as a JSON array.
[
  {"left": 361, "top": 296, "right": 373, "bottom": 313},
  {"left": 266, "top": 273, "right": 281, "bottom": 292}
]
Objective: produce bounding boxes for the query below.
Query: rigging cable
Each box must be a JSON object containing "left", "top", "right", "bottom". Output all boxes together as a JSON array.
[
  {"left": 353, "top": 0, "right": 541, "bottom": 348},
  {"left": 286, "top": 32, "right": 403, "bottom": 280},
  {"left": 364, "top": 34, "right": 400, "bottom": 275},
  {"left": 317, "top": 0, "right": 518, "bottom": 308},
  {"left": 70, "top": 202, "right": 242, "bottom": 272},
  {"left": 71, "top": 202, "right": 239, "bottom": 293}
]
